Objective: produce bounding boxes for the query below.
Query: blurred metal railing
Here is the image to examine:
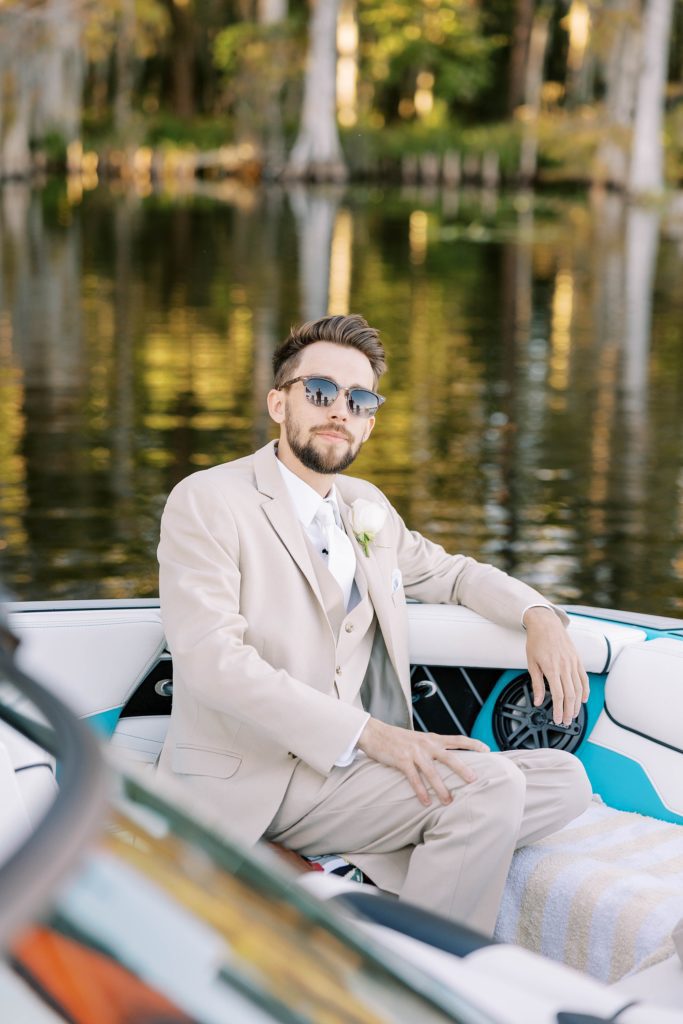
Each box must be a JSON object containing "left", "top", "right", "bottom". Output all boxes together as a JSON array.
[{"left": 0, "top": 634, "right": 108, "bottom": 949}]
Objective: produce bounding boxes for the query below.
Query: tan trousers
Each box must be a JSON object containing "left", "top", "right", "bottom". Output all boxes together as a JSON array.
[{"left": 265, "top": 748, "right": 592, "bottom": 935}]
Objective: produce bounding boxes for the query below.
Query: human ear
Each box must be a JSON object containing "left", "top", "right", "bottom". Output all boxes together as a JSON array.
[
  {"left": 361, "top": 416, "right": 376, "bottom": 443},
  {"left": 266, "top": 388, "right": 286, "bottom": 424}
]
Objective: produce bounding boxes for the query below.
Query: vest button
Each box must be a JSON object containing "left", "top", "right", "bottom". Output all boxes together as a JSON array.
[
  {"left": 344, "top": 623, "right": 354, "bottom": 633},
  {"left": 336, "top": 665, "right": 342, "bottom": 675}
]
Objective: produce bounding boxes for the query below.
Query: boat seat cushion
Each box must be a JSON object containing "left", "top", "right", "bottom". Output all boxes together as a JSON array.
[
  {"left": 10, "top": 608, "right": 166, "bottom": 720},
  {"left": 406, "top": 605, "right": 646, "bottom": 673},
  {"left": 603, "top": 639, "right": 683, "bottom": 751},
  {"left": 586, "top": 638, "right": 683, "bottom": 819}
]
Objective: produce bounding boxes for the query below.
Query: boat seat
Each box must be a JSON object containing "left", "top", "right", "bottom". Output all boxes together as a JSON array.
[
  {"left": 614, "top": 950, "right": 683, "bottom": 1012},
  {"left": 406, "top": 605, "right": 646, "bottom": 673},
  {"left": 0, "top": 725, "right": 57, "bottom": 863},
  {"left": 9, "top": 608, "right": 167, "bottom": 727},
  {"left": 585, "top": 638, "right": 683, "bottom": 819}
]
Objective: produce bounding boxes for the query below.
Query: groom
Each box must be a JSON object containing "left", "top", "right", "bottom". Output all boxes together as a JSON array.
[{"left": 157, "top": 313, "right": 591, "bottom": 934}]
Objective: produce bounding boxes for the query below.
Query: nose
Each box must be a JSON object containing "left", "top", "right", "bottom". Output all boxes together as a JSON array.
[{"left": 328, "top": 389, "right": 348, "bottom": 418}]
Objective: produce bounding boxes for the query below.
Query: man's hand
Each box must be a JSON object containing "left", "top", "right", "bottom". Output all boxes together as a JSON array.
[
  {"left": 523, "top": 606, "right": 589, "bottom": 726},
  {"left": 357, "top": 719, "right": 489, "bottom": 807}
]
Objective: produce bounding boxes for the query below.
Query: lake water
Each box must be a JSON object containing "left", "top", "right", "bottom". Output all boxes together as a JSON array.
[{"left": 1, "top": 179, "right": 682, "bottom": 615}]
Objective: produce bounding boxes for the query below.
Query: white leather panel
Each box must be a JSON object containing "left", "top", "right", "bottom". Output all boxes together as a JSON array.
[
  {"left": 605, "top": 638, "right": 683, "bottom": 751},
  {"left": 15, "top": 766, "right": 58, "bottom": 827},
  {"left": 406, "top": 604, "right": 646, "bottom": 672},
  {"left": 588, "top": 713, "right": 683, "bottom": 816},
  {"left": 0, "top": 743, "right": 32, "bottom": 861},
  {"left": 615, "top": 954, "right": 683, "bottom": 1012},
  {"left": 111, "top": 715, "right": 170, "bottom": 765},
  {"left": 10, "top": 609, "right": 166, "bottom": 718}
]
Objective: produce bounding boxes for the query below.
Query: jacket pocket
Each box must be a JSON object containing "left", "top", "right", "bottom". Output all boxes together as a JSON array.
[{"left": 172, "top": 744, "right": 242, "bottom": 779}]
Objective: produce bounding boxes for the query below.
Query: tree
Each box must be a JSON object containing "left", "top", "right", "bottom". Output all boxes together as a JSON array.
[
  {"left": 594, "top": 0, "right": 642, "bottom": 190},
  {"left": 629, "top": 0, "right": 676, "bottom": 195},
  {"left": 0, "top": 0, "right": 84, "bottom": 180},
  {"left": 286, "top": 0, "right": 347, "bottom": 182}
]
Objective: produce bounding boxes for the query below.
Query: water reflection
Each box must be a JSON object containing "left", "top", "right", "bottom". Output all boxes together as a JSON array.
[{"left": 0, "top": 181, "right": 682, "bottom": 615}]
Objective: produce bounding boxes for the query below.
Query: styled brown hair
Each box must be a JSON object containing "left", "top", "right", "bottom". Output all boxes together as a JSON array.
[{"left": 273, "top": 314, "right": 387, "bottom": 388}]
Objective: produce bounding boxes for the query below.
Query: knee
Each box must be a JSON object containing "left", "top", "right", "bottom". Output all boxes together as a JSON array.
[
  {"left": 490, "top": 755, "right": 527, "bottom": 807},
  {"left": 464, "top": 755, "right": 527, "bottom": 821},
  {"left": 564, "top": 751, "right": 593, "bottom": 818},
  {"left": 543, "top": 749, "right": 593, "bottom": 819}
]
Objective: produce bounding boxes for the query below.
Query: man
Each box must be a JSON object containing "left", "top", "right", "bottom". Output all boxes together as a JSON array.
[{"left": 157, "top": 313, "right": 592, "bottom": 935}]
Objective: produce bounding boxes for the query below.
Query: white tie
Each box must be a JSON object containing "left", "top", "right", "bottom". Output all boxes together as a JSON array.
[{"left": 315, "top": 499, "right": 357, "bottom": 609}]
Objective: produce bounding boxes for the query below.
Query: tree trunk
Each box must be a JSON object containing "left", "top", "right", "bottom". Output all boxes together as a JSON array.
[
  {"left": 629, "top": 0, "right": 675, "bottom": 196},
  {"left": 595, "top": 0, "right": 641, "bottom": 190},
  {"left": 286, "top": 0, "right": 347, "bottom": 182},
  {"left": 39, "top": 0, "right": 84, "bottom": 143},
  {"left": 507, "top": 0, "right": 536, "bottom": 114},
  {"left": 168, "top": 0, "right": 196, "bottom": 118},
  {"left": 259, "top": 0, "right": 288, "bottom": 21},
  {"left": 1, "top": 69, "right": 33, "bottom": 179},
  {"left": 114, "top": 0, "right": 136, "bottom": 137},
  {"left": 517, "top": 5, "right": 552, "bottom": 184},
  {"left": 258, "top": 0, "right": 288, "bottom": 178}
]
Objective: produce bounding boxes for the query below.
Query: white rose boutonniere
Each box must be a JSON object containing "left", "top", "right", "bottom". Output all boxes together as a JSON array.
[{"left": 350, "top": 498, "right": 387, "bottom": 557}]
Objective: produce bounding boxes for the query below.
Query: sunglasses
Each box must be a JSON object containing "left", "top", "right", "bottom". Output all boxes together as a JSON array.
[{"left": 279, "top": 375, "right": 385, "bottom": 418}]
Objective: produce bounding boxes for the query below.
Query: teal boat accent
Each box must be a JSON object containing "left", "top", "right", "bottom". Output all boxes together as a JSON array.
[
  {"left": 85, "top": 707, "right": 123, "bottom": 738},
  {"left": 577, "top": 742, "right": 683, "bottom": 825}
]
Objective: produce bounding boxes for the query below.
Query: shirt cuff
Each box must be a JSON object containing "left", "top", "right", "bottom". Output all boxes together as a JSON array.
[
  {"left": 334, "top": 715, "right": 370, "bottom": 767},
  {"left": 521, "top": 603, "right": 565, "bottom": 628}
]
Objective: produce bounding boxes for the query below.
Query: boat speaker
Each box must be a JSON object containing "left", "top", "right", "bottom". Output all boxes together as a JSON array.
[{"left": 492, "top": 673, "right": 587, "bottom": 753}]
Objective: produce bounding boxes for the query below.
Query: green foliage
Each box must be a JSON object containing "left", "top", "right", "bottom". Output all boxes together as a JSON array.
[
  {"left": 342, "top": 118, "right": 522, "bottom": 179},
  {"left": 83, "top": 0, "right": 170, "bottom": 64},
  {"left": 357, "top": 0, "right": 505, "bottom": 124},
  {"left": 34, "top": 131, "right": 68, "bottom": 166},
  {"left": 212, "top": 16, "right": 304, "bottom": 142},
  {"left": 142, "top": 114, "right": 234, "bottom": 149}
]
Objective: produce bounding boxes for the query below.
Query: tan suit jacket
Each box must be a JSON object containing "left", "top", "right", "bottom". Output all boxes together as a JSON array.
[{"left": 157, "top": 440, "right": 561, "bottom": 843}]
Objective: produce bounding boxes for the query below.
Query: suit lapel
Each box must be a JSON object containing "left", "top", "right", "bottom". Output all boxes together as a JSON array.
[
  {"left": 337, "top": 491, "right": 405, "bottom": 689},
  {"left": 254, "top": 443, "right": 327, "bottom": 613}
]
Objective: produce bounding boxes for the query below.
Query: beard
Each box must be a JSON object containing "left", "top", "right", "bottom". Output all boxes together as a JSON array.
[{"left": 284, "top": 408, "right": 362, "bottom": 474}]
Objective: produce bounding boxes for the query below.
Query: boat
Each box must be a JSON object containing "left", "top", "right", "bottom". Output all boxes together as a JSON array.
[{"left": 1, "top": 596, "right": 682, "bottom": 1022}]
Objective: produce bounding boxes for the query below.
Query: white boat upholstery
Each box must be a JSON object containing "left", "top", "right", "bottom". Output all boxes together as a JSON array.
[
  {"left": 0, "top": 726, "right": 57, "bottom": 863},
  {"left": 406, "top": 605, "right": 647, "bottom": 672},
  {"left": 111, "top": 715, "right": 169, "bottom": 766},
  {"left": 615, "top": 953, "right": 683, "bottom": 1013},
  {"left": 588, "top": 638, "right": 683, "bottom": 817},
  {"left": 10, "top": 608, "right": 166, "bottom": 719},
  {"left": 0, "top": 742, "right": 32, "bottom": 861}
]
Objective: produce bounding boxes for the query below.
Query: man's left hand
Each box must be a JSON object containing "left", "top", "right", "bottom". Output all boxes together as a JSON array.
[{"left": 523, "top": 607, "right": 589, "bottom": 726}]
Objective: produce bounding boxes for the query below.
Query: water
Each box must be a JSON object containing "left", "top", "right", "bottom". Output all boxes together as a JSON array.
[{"left": 1, "top": 180, "right": 682, "bottom": 615}]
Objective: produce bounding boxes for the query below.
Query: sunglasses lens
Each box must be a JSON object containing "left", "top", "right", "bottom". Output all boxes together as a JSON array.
[
  {"left": 349, "top": 389, "right": 379, "bottom": 417},
  {"left": 303, "top": 378, "right": 339, "bottom": 408},
  {"left": 301, "top": 377, "right": 379, "bottom": 417}
]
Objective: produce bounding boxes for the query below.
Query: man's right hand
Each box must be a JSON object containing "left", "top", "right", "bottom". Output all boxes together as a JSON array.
[{"left": 357, "top": 719, "right": 490, "bottom": 807}]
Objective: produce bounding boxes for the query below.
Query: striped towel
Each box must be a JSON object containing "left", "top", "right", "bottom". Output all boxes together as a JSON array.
[{"left": 495, "top": 799, "right": 683, "bottom": 982}]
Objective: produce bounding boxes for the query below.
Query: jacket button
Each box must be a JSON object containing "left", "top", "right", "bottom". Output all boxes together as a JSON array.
[
  {"left": 336, "top": 665, "right": 342, "bottom": 675},
  {"left": 344, "top": 623, "right": 354, "bottom": 633}
]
